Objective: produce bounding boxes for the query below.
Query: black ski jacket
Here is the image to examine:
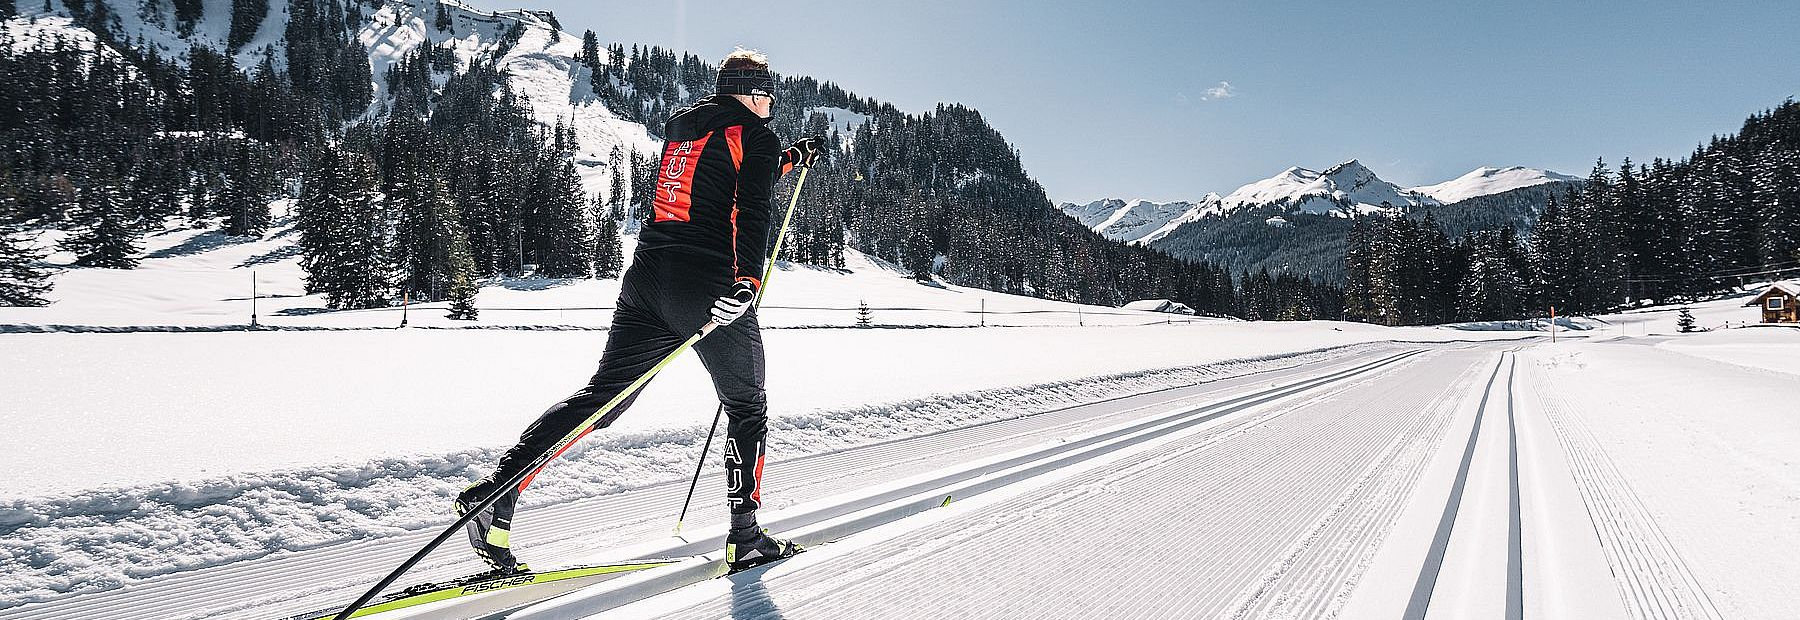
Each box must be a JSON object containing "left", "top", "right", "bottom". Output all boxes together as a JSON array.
[{"left": 636, "top": 95, "right": 792, "bottom": 293}]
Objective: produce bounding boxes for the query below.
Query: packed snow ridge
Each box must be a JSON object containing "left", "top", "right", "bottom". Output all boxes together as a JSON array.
[{"left": 1062, "top": 162, "right": 1575, "bottom": 244}]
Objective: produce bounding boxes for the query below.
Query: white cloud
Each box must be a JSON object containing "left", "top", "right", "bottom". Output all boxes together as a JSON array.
[{"left": 1201, "top": 81, "right": 1236, "bottom": 101}]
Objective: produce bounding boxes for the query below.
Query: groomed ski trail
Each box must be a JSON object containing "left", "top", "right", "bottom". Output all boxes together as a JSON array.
[
  {"left": 0, "top": 344, "right": 1419, "bottom": 620},
  {"left": 588, "top": 346, "right": 1497, "bottom": 619}
]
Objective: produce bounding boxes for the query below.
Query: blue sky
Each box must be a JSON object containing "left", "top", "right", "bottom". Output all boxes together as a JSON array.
[{"left": 468, "top": 0, "right": 1800, "bottom": 203}]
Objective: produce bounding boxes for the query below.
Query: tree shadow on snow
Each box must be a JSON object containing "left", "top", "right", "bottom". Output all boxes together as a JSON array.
[
  {"left": 496, "top": 277, "right": 580, "bottom": 291},
  {"left": 144, "top": 230, "right": 258, "bottom": 259}
]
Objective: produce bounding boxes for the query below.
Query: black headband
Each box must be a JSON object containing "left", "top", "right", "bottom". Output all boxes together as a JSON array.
[{"left": 716, "top": 67, "right": 776, "bottom": 99}]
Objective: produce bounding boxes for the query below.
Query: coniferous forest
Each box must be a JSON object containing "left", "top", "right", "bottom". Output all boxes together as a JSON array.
[
  {"left": 0, "top": 3, "right": 1313, "bottom": 320},
  {"left": 1343, "top": 100, "right": 1800, "bottom": 325},
  {"left": 2, "top": 1, "right": 1795, "bottom": 327}
]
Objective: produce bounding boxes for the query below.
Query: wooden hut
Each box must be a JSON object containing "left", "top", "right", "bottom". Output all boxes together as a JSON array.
[{"left": 1745, "top": 281, "right": 1800, "bottom": 323}]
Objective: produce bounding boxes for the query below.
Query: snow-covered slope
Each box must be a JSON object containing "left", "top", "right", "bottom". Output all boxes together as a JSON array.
[
  {"left": 15, "top": 0, "right": 661, "bottom": 195},
  {"left": 355, "top": 0, "right": 658, "bottom": 193},
  {"left": 1408, "top": 166, "right": 1580, "bottom": 204},
  {"left": 1058, "top": 195, "right": 1221, "bottom": 245}
]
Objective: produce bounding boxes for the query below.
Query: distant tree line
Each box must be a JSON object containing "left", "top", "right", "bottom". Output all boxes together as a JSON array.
[{"left": 1344, "top": 100, "right": 1800, "bottom": 325}]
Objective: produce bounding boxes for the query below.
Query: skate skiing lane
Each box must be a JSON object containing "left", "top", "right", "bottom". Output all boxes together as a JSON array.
[
  {"left": 0, "top": 342, "right": 1444, "bottom": 620},
  {"left": 591, "top": 345, "right": 1514, "bottom": 619}
]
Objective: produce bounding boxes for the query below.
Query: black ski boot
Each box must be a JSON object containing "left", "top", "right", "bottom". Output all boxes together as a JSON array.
[
  {"left": 454, "top": 477, "right": 525, "bottom": 573},
  {"left": 725, "top": 512, "right": 801, "bottom": 573}
]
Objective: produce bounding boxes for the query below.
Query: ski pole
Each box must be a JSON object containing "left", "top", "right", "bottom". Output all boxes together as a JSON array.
[
  {"left": 332, "top": 322, "right": 717, "bottom": 620},
  {"left": 672, "top": 166, "right": 810, "bottom": 536}
]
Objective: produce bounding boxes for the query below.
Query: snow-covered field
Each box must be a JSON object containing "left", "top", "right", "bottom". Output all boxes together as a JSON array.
[
  {"left": 0, "top": 204, "right": 1548, "bottom": 611},
  {"left": 3, "top": 179, "right": 1793, "bottom": 616}
]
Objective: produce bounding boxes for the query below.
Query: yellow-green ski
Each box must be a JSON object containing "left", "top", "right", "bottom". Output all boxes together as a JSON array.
[{"left": 281, "top": 559, "right": 680, "bottom": 620}]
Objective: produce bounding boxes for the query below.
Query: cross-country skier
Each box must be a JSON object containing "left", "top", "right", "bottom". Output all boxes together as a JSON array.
[{"left": 456, "top": 49, "right": 822, "bottom": 574}]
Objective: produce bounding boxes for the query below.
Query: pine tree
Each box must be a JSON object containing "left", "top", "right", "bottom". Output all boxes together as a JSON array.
[
  {"left": 296, "top": 148, "right": 391, "bottom": 309},
  {"left": 1751, "top": 146, "right": 1800, "bottom": 267},
  {"left": 218, "top": 155, "right": 270, "bottom": 237},
  {"left": 434, "top": 1, "right": 452, "bottom": 31},
  {"left": 227, "top": 0, "right": 270, "bottom": 51},
  {"left": 444, "top": 230, "right": 479, "bottom": 320},
  {"left": 580, "top": 30, "right": 600, "bottom": 67},
  {"left": 0, "top": 219, "right": 52, "bottom": 306},
  {"left": 536, "top": 160, "right": 595, "bottom": 278},
  {"left": 1531, "top": 192, "right": 1588, "bottom": 314},
  {"left": 391, "top": 170, "right": 464, "bottom": 300},
  {"left": 856, "top": 300, "right": 873, "bottom": 327},
  {"left": 1676, "top": 306, "right": 1697, "bottom": 333},
  {"left": 63, "top": 183, "right": 141, "bottom": 268},
  {"left": 593, "top": 210, "right": 623, "bottom": 278}
]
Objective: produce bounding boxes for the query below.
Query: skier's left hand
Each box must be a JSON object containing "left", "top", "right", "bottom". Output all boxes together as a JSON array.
[
  {"left": 711, "top": 279, "right": 759, "bottom": 326},
  {"left": 782, "top": 137, "right": 825, "bottom": 168}
]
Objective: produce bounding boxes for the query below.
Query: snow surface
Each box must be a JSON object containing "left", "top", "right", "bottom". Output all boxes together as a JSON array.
[
  {"left": 1407, "top": 166, "right": 1580, "bottom": 204},
  {"left": 1523, "top": 340, "right": 1800, "bottom": 618}
]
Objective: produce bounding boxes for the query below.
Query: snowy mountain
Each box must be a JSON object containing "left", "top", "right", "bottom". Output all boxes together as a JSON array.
[
  {"left": 1216, "top": 159, "right": 1437, "bottom": 216},
  {"left": 11, "top": 0, "right": 658, "bottom": 195},
  {"left": 1406, "top": 166, "right": 1582, "bottom": 204},
  {"left": 1058, "top": 196, "right": 1221, "bottom": 244},
  {"left": 1067, "top": 161, "right": 1579, "bottom": 247}
]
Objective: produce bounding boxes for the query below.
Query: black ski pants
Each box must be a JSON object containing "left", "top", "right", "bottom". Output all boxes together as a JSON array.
[{"left": 492, "top": 249, "right": 769, "bottom": 514}]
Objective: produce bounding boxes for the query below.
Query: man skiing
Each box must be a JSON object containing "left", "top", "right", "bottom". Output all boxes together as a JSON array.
[{"left": 455, "top": 49, "right": 822, "bottom": 574}]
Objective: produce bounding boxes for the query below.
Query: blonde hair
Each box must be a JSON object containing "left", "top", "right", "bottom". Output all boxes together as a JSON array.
[{"left": 721, "top": 48, "right": 769, "bottom": 71}]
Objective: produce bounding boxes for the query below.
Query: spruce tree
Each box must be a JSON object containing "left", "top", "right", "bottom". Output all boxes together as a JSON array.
[
  {"left": 218, "top": 168, "right": 270, "bottom": 237},
  {"left": 1531, "top": 192, "right": 1587, "bottom": 314},
  {"left": 296, "top": 148, "right": 391, "bottom": 309},
  {"left": 228, "top": 0, "right": 270, "bottom": 51},
  {"left": 594, "top": 210, "right": 623, "bottom": 278},
  {"left": 536, "top": 160, "right": 595, "bottom": 278},
  {"left": 445, "top": 231, "right": 479, "bottom": 320},
  {"left": 1676, "top": 306, "right": 1697, "bottom": 333},
  {"left": 580, "top": 30, "right": 600, "bottom": 67},
  {"left": 63, "top": 183, "right": 141, "bottom": 269},
  {"left": 0, "top": 219, "right": 52, "bottom": 306},
  {"left": 856, "top": 300, "right": 872, "bottom": 327}
]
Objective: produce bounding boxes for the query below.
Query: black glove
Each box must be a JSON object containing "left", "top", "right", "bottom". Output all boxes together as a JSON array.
[
  {"left": 781, "top": 137, "right": 825, "bottom": 168},
  {"left": 711, "top": 279, "right": 759, "bottom": 326}
]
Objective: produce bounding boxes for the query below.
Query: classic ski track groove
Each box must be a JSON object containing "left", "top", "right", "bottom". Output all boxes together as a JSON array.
[
  {"left": 1525, "top": 362, "right": 1725, "bottom": 620},
  {"left": 513, "top": 349, "right": 1434, "bottom": 619},
  {"left": 633, "top": 348, "right": 1491, "bottom": 619},
  {"left": 0, "top": 345, "right": 1417, "bottom": 620}
]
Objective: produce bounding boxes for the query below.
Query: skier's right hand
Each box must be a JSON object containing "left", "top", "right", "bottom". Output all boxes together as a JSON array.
[
  {"left": 711, "top": 279, "right": 759, "bottom": 326},
  {"left": 782, "top": 137, "right": 825, "bottom": 168}
]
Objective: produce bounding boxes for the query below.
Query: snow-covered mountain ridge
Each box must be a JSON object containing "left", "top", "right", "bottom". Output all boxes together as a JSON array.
[
  {"left": 1407, "top": 165, "right": 1582, "bottom": 203},
  {"left": 10, "top": 0, "right": 668, "bottom": 195},
  {"left": 1062, "top": 161, "right": 1576, "bottom": 244}
]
